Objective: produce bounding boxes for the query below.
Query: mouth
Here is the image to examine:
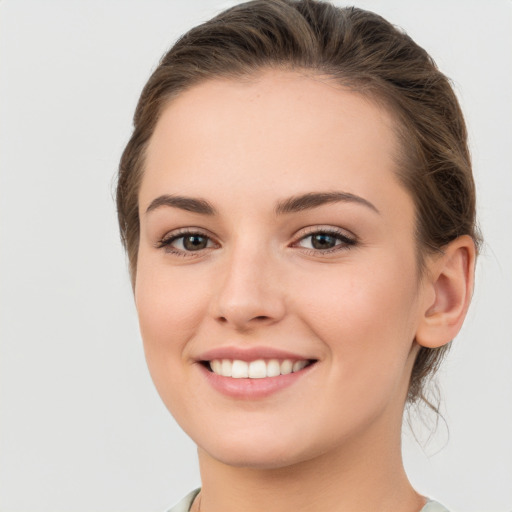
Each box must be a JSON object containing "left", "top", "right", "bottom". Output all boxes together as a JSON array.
[
  {"left": 201, "top": 358, "right": 316, "bottom": 379},
  {"left": 197, "top": 349, "right": 318, "bottom": 398}
]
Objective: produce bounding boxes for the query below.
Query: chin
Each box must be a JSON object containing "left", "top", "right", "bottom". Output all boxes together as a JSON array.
[
  {"left": 191, "top": 418, "right": 338, "bottom": 471},
  {"left": 200, "top": 439, "right": 309, "bottom": 470}
]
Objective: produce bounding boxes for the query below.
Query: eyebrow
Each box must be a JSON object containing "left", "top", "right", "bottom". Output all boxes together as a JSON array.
[
  {"left": 145, "top": 191, "right": 379, "bottom": 216},
  {"left": 145, "top": 195, "right": 217, "bottom": 215},
  {"left": 275, "top": 191, "right": 379, "bottom": 215}
]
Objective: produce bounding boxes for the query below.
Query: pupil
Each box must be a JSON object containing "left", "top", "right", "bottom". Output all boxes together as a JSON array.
[
  {"left": 312, "top": 233, "right": 336, "bottom": 250},
  {"left": 184, "top": 235, "right": 207, "bottom": 250}
]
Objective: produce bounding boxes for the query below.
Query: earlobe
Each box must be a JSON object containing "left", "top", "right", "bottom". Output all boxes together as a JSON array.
[{"left": 416, "top": 235, "right": 476, "bottom": 349}]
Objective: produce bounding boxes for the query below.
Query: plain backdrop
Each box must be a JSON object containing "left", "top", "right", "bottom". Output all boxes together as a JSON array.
[{"left": 1, "top": 1, "right": 511, "bottom": 511}]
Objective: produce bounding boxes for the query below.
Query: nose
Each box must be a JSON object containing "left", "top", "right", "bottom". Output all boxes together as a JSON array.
[{"left": 210, "top": 242, "right": 286, "bottom": 331}]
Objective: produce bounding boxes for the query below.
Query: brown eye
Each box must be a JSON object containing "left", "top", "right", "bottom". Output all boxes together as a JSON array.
[
  {"left": 296, "top": 229, "right": 357, "bottom": 253},
  {"left": 182, "top": 234, "right": 209, "bottom": 251},
  {"left": 310, "top": 233, "right": 338, "bottom": 250},
  {"left": 157, "top": 231, "right": 216, "bottom": 254}
]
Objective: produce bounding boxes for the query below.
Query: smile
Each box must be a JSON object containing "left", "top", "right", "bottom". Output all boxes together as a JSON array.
[
  {"left": 207, "top": 359, "right": 312, "bottom": 378},
  {"left": 197, "top": 347, "right": 318, "bottom": 398}
]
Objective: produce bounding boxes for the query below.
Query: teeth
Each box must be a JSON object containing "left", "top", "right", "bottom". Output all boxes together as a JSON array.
[
  {"left": 231, "top": 360, "right": 249, "bottom": 378},
  {"left": 280, "top": 359, "right": 293, "bottom": 375},
  {"left": 211, "top": 360, "right": 222, "bottom": 374},
  {"left": 209, "top": 358, "right": 310, "bottom": 378},
  {"left": 293, "top": 360, "right": 307, "bottom": 372},
  {"left": 221, "top": 359, "right": 232, "bottom": 377},
  {"left": 248, "top": 359, "right": 267, "bottom": 379},
  {"left": 267, "top": 359, "right": 281, "bottom": 377}
]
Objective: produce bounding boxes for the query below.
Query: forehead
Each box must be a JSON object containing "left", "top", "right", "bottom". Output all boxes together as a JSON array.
[{"left": 140, "top": 70, "right": 411, "bottom": 219}]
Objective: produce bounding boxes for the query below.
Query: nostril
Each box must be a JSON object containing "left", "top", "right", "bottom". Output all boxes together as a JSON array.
[{"left": 216, "top": 315, "right": 269, "bottom": 324}]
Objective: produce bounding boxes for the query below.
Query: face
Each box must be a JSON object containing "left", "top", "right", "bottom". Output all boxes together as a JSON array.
[{"left": 136, "top": 70, "right": 428, "bottom": 469}]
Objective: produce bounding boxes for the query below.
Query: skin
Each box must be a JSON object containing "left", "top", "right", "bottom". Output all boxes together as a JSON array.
[{"left": 135, "top": 70, "right": 474, "bottom": 512}]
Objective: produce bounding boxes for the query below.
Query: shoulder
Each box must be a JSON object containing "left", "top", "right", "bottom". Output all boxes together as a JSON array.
[
  {"left": 165, "top": 489, "right": 200, "bottom": 512},
  {"left": 420, "top": 500, "right": 450, "bottom": 512}
]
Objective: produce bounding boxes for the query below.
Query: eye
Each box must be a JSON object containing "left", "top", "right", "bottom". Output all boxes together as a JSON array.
[
  {"left": 295, "top": 228, "right": 356, "bottom": 253},
  {"left": 156, "top": 230, "right": 217, "bottom": 255}
]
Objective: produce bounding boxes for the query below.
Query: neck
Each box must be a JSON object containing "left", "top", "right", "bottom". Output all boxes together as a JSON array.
[{"left": 196, "top": 420, "right": 425, "bottom": 512}]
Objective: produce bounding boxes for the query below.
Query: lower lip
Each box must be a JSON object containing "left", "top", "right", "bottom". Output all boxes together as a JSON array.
[{"left": 198, "top": 363, "right": 316, "bottom": 399}]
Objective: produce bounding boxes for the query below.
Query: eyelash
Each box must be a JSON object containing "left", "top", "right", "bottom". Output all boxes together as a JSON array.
[
  {"left": 293, "top": 227, "right": 357, "bottom": 256},
  {"left": 155, "top": 227, "right": 357, "bottom": 257},
  {"left": 155, "top": 228, "right": 216, "bottom": 257}
]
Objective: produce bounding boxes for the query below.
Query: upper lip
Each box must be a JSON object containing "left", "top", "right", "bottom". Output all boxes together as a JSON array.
[{"left": 197, "top": 346, "right": 315, "bottom": 362}]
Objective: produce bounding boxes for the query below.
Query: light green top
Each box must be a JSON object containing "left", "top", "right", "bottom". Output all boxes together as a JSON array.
[{"left": 166, "top": 489, "right": 450, "bottom": 512}]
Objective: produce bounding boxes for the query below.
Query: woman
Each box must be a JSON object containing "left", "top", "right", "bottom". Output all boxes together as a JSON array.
[{"left": 117, "top": 1, "right": 479, "bottom": 511}]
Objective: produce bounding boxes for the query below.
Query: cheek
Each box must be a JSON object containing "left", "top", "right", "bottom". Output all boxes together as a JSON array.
[
  {"left": 294, "top": 253, "right": 420, "bottom": 384},
  {"left": 134, "top": 256, "right": 211, "bottom": 389}
]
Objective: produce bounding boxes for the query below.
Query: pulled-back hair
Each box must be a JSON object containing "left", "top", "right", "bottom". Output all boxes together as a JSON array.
[{"left": 117, "top": 0, "right": 480, "bottom": 409}]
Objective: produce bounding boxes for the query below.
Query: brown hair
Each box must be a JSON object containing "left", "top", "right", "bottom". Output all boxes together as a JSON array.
[{"left": 117, "top": 0, "right": 480, "bottom": 409}]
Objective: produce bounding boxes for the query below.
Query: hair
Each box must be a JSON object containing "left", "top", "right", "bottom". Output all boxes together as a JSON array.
[{"left": 116, "top": 0, "right": 480, "bottom": 411}]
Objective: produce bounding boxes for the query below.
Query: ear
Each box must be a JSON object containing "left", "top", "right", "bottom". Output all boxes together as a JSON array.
[{"left": 415, "top": 235, "right": 476, "bottom": 349}]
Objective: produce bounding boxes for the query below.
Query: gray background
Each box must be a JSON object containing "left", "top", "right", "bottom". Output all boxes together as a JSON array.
[{"left": 1, "top": 1, "right": 511, "bottom": 511}]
